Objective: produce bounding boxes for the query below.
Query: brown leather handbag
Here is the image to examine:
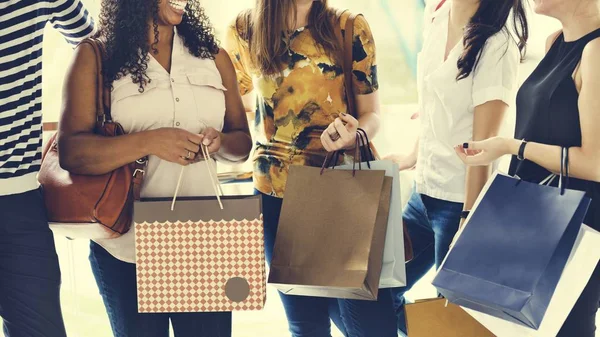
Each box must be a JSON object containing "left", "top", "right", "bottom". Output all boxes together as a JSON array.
[
  {"left": 334, "top": 11, "right": 414, "bottom": 262},
  {"left": 38, "top": 38, "right": 146, "bottom": 239}
]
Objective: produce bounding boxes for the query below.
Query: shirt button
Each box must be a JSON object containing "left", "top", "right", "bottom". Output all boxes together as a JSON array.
[
  {"left": 171, "top": 78, "right": 174, "bottom": 83},
  {"left": 176, "top": 122, "right": 181, "bottom": 126},
  {"left": 175, "top": 97, "right": 180, "bottom": 102}
]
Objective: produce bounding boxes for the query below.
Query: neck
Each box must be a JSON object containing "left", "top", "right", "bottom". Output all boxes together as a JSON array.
[
  {"left": 560, "top": 2, "right": 600, "bottom": 42},
  {"left": 291, "top": 0, "right": 313, "bottom": 29},
  {"left": 449, "top": 0, "right": 479, "bottom": 30},
  {"left": 149, "top": 22, "right": 175, "bottom": 48}
]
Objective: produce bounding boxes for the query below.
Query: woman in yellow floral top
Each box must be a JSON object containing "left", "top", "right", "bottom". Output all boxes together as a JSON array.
[{"left": 225, "top": 0, "right": 397, "bottom": 336}]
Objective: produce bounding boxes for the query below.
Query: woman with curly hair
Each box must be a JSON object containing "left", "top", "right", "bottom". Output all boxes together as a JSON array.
[{"left": 57, "top": 0, "right": 251, "bottom": 336}]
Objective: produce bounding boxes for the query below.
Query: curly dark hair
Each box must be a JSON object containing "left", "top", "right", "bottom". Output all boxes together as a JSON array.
[{"left": 96, "top": 0, "right": 220, "bottom": 92}]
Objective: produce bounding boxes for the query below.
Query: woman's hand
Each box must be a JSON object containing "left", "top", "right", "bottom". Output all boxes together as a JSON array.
[
  {"left": 321, "top": 113, "right": 359, "bottom": 152},
  {"left": 454, "top": 137, "right": 516, "bottom": 166},
  {"left": 147, "top": 128, "right": 203, "bottom": 166},
  {"left": 384, "top": 153, "right": 417, "bottom": 171},
  {"left": 198, "top": 127, "right": 222, "bottom": 159}
]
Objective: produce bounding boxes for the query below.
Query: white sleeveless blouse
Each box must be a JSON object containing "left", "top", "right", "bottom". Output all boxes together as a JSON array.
[{"left": 94, "top": 30, "right": 226, "bottom": 263}]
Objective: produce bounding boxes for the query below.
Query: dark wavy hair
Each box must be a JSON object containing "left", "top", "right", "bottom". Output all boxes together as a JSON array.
[
  {"left": 96, "top": 0, "right": 220, "bottom": 91},
  {"left": 457, "top": 0, "right": 529, "bottom": 80}
]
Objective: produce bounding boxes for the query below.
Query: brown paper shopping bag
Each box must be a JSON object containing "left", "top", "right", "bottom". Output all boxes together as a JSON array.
[
  {"left": 405, "top": 298, "right": 495, "bottom": 337},
  {"left": 268, "top": 164, "right": 392, "bottom": 300},
  {"left": 135, "top": 146, "right": 265, "bottom": 313}
]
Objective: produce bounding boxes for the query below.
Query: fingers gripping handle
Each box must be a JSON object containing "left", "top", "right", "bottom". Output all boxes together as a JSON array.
[{"left": 170, "top": 145, "right": 224, "bottom": 211}]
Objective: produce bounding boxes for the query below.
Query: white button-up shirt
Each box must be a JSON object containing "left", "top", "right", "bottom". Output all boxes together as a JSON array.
[
  {"left": 94, "top": 30, "right": 226, "bottom": 263},
  {"left": 415, "top": 2, "right": 520, "bottom": 202}
]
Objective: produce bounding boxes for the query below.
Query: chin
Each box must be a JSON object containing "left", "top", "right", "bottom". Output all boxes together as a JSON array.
[
  {"left": 169, "top": 16, "right": 184, "bottom": 26},
  {"left": 532, "top": 0, "right": 556, "bottom": 17}
]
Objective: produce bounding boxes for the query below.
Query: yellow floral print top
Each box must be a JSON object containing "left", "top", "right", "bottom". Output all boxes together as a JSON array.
[{"left": 225, "top": 11, "right": 378, "bottom": 197}]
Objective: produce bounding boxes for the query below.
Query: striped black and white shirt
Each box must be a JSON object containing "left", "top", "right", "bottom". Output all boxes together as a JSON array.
[{"left": 0, "top": 0, "right": 94, "bottom": 196}]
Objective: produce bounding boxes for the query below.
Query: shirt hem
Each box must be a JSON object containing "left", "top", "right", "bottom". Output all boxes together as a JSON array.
[
  {"left": 415, "top": 183, "right": 465, "bottom": 204},
  {"left": 0, "top": 173, "right": 40, "bottom": 196},
  {"left": 92, "top": 239, "right": 136, "bottom": 264}
]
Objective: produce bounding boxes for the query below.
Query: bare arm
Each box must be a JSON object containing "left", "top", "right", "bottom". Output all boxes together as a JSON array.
[
  {"left": 58, "top": 43, "right": 203, "bottom": 175},
  {"left": 355, "top": 91, "right": 381, "bottom": 142},
  {"left": 210, "top": 49, "right": 252, "bottom": 164},
  {"left": 463, "top": 101, "right": 507, "bottom": 212}
]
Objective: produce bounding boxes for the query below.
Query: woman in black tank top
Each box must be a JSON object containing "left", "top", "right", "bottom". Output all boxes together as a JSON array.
[{"left": 454, "top": 0, "right": 600, "bottom": 335}]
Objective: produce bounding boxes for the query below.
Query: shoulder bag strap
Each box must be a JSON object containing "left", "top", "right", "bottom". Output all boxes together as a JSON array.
[
  {"left": 78, "top": 38, "right": 110, "bottom": 130},
  {"left": 41, "top": 38, "right": 111, "bottom": 132},
  {"left": 334, "top": 10, "right": 360, "bottom": 120}
]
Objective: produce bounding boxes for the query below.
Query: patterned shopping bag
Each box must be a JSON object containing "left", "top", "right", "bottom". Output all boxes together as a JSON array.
[{"left": 135, "top": 146, "right": 265, "bottom": 313}]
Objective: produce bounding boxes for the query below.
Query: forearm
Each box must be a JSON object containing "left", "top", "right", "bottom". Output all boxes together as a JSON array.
[
  {"left": 407, "top": 137, "right": 420, "bottom": 163},
  {"left": 506, "top": 138, "right": 600, "bottom": 182},
  {"left": 463, "top": 165, "right": 492, "bottom": 211},
  {"left": 215, "top": 131, "right": 252, "bottom": 164},
  {"left": 59, "top": 131, "right": 151, "bottom": 175},
  {"left": 357, "top": 112, "right": 381, "bottom": 143}
]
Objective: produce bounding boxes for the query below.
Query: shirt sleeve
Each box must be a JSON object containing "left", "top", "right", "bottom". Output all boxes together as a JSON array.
[
  {"left": 223, "top": 18, "right": 254, "bottom": 96},
  {"left": 471, "top": 33, "right": 520, "bottom": 108},
  {"left": 49, "top": 0, "right": 95, "bottom": 46},
  {"left": 351, "top": 15, "right": 379, "bottom": 95}
]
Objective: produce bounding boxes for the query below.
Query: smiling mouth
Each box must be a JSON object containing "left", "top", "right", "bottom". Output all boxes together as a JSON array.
[{"left": 168, "top": 0, "right": 187, "bottom": 12}]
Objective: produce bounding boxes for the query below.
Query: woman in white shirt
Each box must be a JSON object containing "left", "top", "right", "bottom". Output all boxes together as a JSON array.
[
  {"left": 57, "top": 0, "right": 251, "bottom": 336},
  {"left": 385, "top": 0, "right": 528, "bottom": 334}
]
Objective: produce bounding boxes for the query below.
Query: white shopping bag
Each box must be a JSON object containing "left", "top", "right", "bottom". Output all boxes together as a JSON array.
[
  {"left": 336, "top": 160, "right": 407, "bottom": 288},
  {"left": 463, "top": 224, "right": 600, "bottom": 337}
]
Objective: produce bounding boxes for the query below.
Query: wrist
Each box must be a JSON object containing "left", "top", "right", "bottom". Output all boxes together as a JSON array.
[
  {"left": 215, "top": 131, "right": 225, "bottom": 153},
  {"left": 342, "top": 132, "right": 359, "bottom": 150},
  {"left": 504, "top": 138, "right": 521, "bottom": 156},
  {"left": 137, "top": 130, "right": 154, "bottom": 157}
]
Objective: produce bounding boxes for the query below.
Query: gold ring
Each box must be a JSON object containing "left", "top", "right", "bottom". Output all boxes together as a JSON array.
[{"left": 186, "top": 151, "right": 193, "bottom": 159}]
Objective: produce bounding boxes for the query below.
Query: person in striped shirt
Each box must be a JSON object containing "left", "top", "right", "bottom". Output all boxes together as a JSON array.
[{"left": 0, "top": 1, "right": 94, "bottom": 336}]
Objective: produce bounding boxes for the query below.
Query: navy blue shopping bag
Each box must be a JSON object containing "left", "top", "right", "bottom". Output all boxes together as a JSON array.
[{"left": 433, "top": 163, "right": 591, "bottom": 329}]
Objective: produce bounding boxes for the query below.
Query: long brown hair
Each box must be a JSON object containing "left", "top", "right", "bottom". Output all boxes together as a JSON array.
[
  {"left": 239, "top": 0, "right": 340, "bottom": 75},
  {"left": 457, "top": 0, "right": 529, "bottom": 80}
]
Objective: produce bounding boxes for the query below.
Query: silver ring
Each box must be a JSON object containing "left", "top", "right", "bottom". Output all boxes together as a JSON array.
[
  {"left": 329, "top": 130, "right": 341, "bottom": 142},
  {"left": 186, "top": 151, "right": 193, "bottom": 159}
]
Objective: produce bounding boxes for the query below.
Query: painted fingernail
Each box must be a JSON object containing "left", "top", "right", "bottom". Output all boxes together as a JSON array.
[{"left": 462, "top": 143, "right": 469, "bottom": 149}]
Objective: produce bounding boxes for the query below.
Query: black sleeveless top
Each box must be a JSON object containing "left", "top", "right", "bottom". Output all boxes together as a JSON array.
[{"left": 508, "top": 28, "right": 600, "bottom": 231}]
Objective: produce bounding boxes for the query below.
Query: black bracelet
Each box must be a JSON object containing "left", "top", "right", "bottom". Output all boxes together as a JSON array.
[
  {"left": 517, "top": 139, "right": 528, "bottom": 161},
  {"left": 460, "top": 210, "right": 470, "bottom": 219}
]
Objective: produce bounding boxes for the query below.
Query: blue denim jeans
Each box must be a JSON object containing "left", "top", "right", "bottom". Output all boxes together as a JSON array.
[
  {"left": 0, "top": 188, "right": 66, "bottom": 337},
  {"left": 89, "top": 242, "right": 232, "bottom": 337},
  {"left": 260, "top": 192, "right": 397, "bottom": 337},
  {"left": 391, "top": 192, "right": 463, "bottom": 336}
]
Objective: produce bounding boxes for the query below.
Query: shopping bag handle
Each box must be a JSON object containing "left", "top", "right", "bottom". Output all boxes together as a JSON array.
[
  {"left": 170, "top": 145, "right": 224, "bottom": 211},
  {"left": 320, "top": 132, "right": 364, "bottom": 175},
  {"left": 515, "top": 146, "right": 569, "bottom": 195},
  {"left": 319, "top": 128, "right": 377, "bottom": 175},
  {"left": 356, "top": 128, "right": 374, "bottom": 168}
]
